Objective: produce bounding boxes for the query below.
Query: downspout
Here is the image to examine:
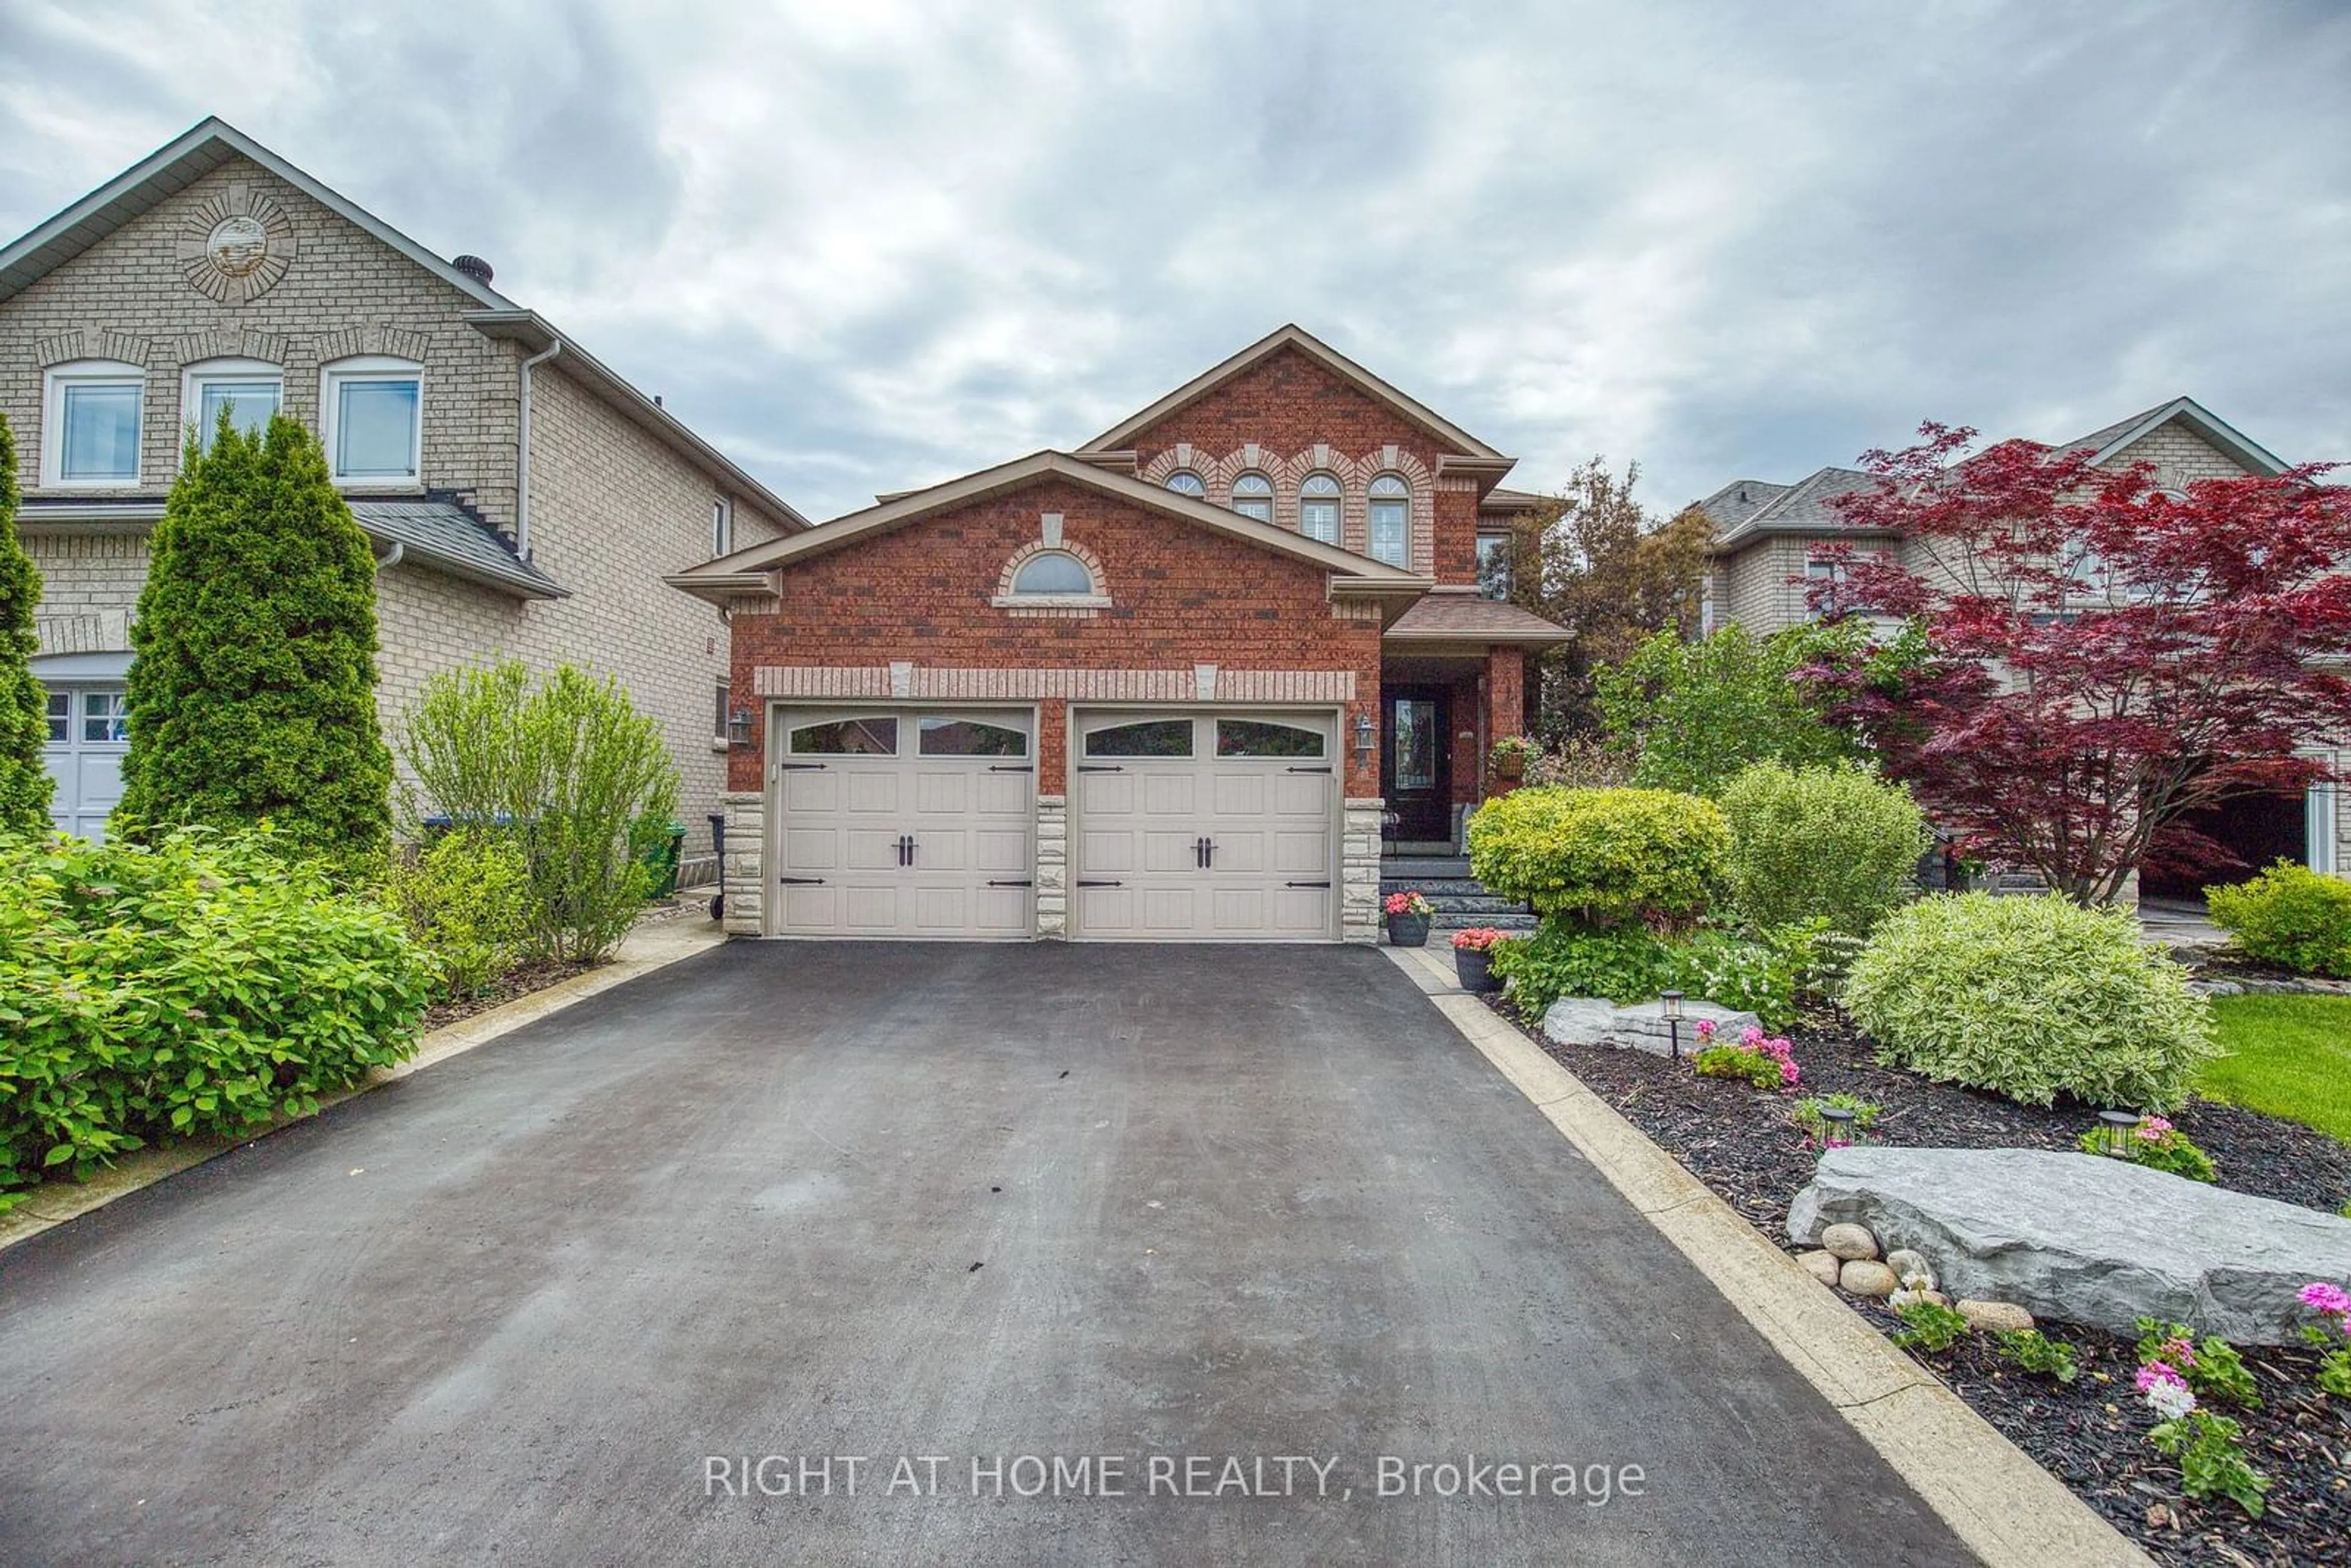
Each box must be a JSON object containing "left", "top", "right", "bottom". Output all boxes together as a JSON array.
[
  {"left": 516, "top": 336, "right": 564, "bottom": 561},
  {"left": 373, "top": 541, "right": 404, "bottom": 570}
]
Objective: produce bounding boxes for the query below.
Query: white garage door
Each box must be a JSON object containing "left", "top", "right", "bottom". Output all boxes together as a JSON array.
[
  {"left": 43, "top": 684, "right": 129, "bottom": 841},
  {"left": 769, "top": 708, "right": 1035, "bottom": 938},
  {"left": 1071, "top": 710, "right": 1337, "bottom": 941}
]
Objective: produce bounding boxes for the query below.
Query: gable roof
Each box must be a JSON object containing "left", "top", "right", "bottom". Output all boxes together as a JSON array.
[
  {"left": 1704, "top": 468, "right": 1892, "bottom": 549},
  {"left": 666, "top": 449, "right": 1433, "bottom": 610},
  {"left": 0, "top": 118, "right": 811, "bottom": 533},
  {"left": 2047, "top": 395, "right": 2287, "bottom": 477},
  {"left": 1078, "top": 324, "right": 1509, "bottom": 461},
  {"left": 0, "top": 116, "right": 516, "bottom": 309}
]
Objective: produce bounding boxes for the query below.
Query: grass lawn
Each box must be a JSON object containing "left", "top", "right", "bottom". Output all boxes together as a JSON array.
[{"left": 2202, "top": 993, "right": 2351, "bottom": 1145}]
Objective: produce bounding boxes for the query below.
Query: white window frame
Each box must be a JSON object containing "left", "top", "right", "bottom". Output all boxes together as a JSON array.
[
  {"left": 320, "top": 356, "right": 424, "bottom": 486},
  {"left": 42, "top": 360, "right": 146, "bottom": 488},
  {"left": 1299, "top": 473, "right": 1343, "bottom": 545},
  {"left": 1231, "top": 471, "right": 1274, "bottom": 522},
  {"left": 1164, "top": 470, "right": 1207, "bottom": 498},
  {"left": 994, "top": 548, "right": 1111, "bottom": 609},
  {"left": 711, "top": 496, "right": 734, "bottom": 557},
  {"left": 1368, "top": 473, "right": 1411, "bottom": 566},
  {"left": 713, "top": 679, "right": 733, "bottom": 752},
  {"left": 181, "top": 357, "right": 284, "bottom": 458}
]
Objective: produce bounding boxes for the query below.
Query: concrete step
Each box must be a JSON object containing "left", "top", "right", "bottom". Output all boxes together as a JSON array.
[
  {"left": 1381, "top": 856, "right": 1472, "bottom": 879},
  {"left": 1379, "top": 876, "right": 1486, "bottom": 897},
  {"left": 1427, "top": 911, "right": 1539, "bottom": 933}
]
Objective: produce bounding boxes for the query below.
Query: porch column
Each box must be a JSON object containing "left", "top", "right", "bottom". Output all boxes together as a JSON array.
[{"left": 1483, "top": 645, "right": 1524, "bottom": 800}]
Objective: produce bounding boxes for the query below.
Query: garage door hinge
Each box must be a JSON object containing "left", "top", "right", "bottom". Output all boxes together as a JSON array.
[
  {"left": 1076, "top": 879, "right": 1123, "bottom": 888},
  {"left": 1286, "top": 880, "right": 1332, "bottom": 888},
  {"left": 988, "top": 879, "right": 1033, "bottom": 888},
  {"left": 777, "top": 876, "right": 827, "bottom": 885},
  {"left": 1076, "top": 764, "right": 1123, "bottom": 773}
]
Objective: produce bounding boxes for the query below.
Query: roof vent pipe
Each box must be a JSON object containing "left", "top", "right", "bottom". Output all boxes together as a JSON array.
[
  {"left": 516, "top": 336, "right": 563, "bottom": 561},
  {"left": 452, "top": 254, "right": 495, "bottom": 285}
]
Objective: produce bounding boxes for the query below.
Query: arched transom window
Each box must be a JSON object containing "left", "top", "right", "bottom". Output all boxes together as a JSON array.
[
  {"left": 1368, "top": 474, "right": 1410, "bottom": 566},
  {"left": 1299, "top": 473, "right": 1341, "bottom": 544},
  {"left": 1230, "top": 471, "right": 1273, "bottom": 522},
  {"left": 1164, "top": 470, "right": 1206, "bottom": 498},
  {"left": 1011, "top": 550, "right": 1094, "bottom": 595}
]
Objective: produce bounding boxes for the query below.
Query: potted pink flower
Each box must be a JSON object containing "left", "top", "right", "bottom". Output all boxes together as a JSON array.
[
  {"left": 1385, "top": 890, "right": 1433, "bottom": 947},
  {"left": 1450, "top": 927, "right": 1509, "bottom": 991}
]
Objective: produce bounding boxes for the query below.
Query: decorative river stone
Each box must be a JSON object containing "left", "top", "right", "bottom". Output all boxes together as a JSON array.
[{"left": 1788, "top": 1147, "right": 2351, "bottom": 1343}]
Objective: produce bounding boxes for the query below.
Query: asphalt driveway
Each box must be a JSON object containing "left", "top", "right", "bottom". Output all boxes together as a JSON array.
[{"left": 0, "top": 942, "right": 1972, "bottom": 1566}]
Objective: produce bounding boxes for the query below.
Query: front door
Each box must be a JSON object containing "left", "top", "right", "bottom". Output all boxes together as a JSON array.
[{"left": 1382, "top": 688, "right": 1450, "bottom": 844}]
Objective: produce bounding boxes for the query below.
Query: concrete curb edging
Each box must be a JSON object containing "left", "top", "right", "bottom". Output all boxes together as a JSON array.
[
  {"left": 0, "top": 920, "right": 729, "bottom": 1255},
  {"left": 1384, "top": 943, "right": 2151, "bottom": 1568}
]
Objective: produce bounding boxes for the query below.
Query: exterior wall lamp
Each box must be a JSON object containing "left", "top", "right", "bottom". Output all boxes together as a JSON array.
[
  {"left": 727, "top": 707, "right": 756, "bottom": 748},
  {"left": 1352, "top": 711, "right": 1376, "bottom": 765}
]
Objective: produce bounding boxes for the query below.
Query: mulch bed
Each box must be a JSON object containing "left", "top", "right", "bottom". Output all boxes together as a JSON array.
[
  {"left": 1484, "top": 994, "right": 2351, "bottom": 1566},
  {"left": 419, "top": 958, "right": 596, "bottom": 1032}
]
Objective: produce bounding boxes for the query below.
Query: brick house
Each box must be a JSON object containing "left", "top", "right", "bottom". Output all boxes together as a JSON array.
[
  {"left": 1697, "top": 396, "right": 2342, "bottom": 891},
  {"left": 0, "top": 119, "right": 806, "bottom": 861},
  {"left": 670, "top": 326, "right": 1568, "bottom": 942}
]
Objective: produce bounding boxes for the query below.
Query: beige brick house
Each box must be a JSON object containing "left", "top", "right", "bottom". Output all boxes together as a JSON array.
[
  {"left": 0, "top": 118, "right": 806, "bottom": 862},
  {"left": 1697, "top": 397, "right": 2341, "bottom": 891}
]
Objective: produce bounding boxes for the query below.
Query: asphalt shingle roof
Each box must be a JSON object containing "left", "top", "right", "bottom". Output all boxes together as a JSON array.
[{"left": 348, "top": 498, "right": 567, "bottom": 599}]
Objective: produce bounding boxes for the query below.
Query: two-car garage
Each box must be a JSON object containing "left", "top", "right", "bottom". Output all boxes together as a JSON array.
[{"left": 763, "top": 705, "right": 1340, "bottom": 941}]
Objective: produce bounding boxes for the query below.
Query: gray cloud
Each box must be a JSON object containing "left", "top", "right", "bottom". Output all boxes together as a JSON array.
[{"left": 3, "top": 0, "right": 2346, "bottom": 520}]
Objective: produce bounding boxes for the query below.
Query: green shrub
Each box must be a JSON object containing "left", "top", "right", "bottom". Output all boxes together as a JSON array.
[
  {"left": 116, "top": 413, "right": 391, "bottom": 880},
  {"left": 0, "top": 827, "right": 429, "bottom": 1188},
  {"left": 1996, "top": 1329, "right": 2080, "bottom": 1383},
  {"left": 2205, "top": 860, "right": 2351, "bottom": 977},
  {"left": 1719, "top": 760, "right": 1927, "bottom": 939},
  {"left": 1666, "top": 922, "right": 1820, "bottom": 1032},
  {"left": 398, "top": 660, "right": 680, "bottom": 963},
  {"left": 1843, "top": 893, "right": 2216, "bottom": 1111},
  {"left": 1694, "top": 1045, "right": 1787, "bottom": 1091},
  {"left": 389, "top": 829, "right": 533, "bottom": 999},
  {"left": 0, "top": 412, "right": 53, "bottom": 836},
  {"left": 1889, "top": 1298, "right": 1972, "bottom": 1354},
  {"left": 1468, "top": 785, "right": 1728, "bottom": 928},
  {"left": 2075, "top": 1117, "right": 2218, "bottom": 1182},
  {"left": 2135, "top": 1319, "right": 2262, "bottom": 1408},
  {"left": 1488, "top": 922, "right": 1674, "bottom": 1017}
]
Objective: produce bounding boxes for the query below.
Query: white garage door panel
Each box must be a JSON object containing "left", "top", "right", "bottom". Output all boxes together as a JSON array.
[
  {"left": 1071, "top": 710, "right": 1338, "bottom": 942},
  {"left": 770, "top": 707, "right": 1035, "bottom": 939},
  {"left": 42, "top": 683, "right": 128, "bottom": 842}
]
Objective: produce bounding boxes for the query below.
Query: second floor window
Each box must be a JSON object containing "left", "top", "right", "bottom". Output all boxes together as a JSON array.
[
  {"left": 45, "top": 360, "right": 144, "bottom": 486},
  {"left": 1300, "top": 473, "right": 1341, "bottom": 545},
  {"left": 184, "top": 359, "right": 282, "bottom": 453},
  {"left": 1476, "top": 533, "right": 1512, "bottom": 599},
  {"left": 1804, "top": 557, "right": 1847, "bottom": 619},
  {"left": 1164, "top": 470, "right": 1206, "bottom": 497},
  {"left": 1231, "top": 471, "right": 1273, "bottom": 522},
  {"left": 1368, "top": 474, "right": 1410, "bottom": 566},
  {"left": 323, "top": 357, "right": 422, "bottom": 484},
  {"left": 711, "top": 497, "right": 733, "bottom": 556}
]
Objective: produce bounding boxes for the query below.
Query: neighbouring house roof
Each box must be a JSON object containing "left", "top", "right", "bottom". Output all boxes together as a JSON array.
[
  {"left": 1693, "top": 479, "right": 1789, "bottom": 535},
  {"left": 1478, "top": 487, "right": 1550, "bottom": 516},
  {"left": 0, "top": 118, "right": 809, "bottom": 533},
  {"left": 348, "top": 498, "right": 568, "bottom": 600},
  {"left": 1381, "top": 588, "right": 1571, "bottom": 649},
  {"left": 1706, "top": 467, "right": 1891, "bottom": 550},
  {"left": 1077, "top": 324, "right": 1511, "bottom": 462},
  {"left": 2045, "top": 395, "right": 2288, "bottom": 478},
  {"left": 667, "top": 449, "right": 1434, "bottom": 616},
  {"left": 15, "top": 493, "right": 567, "bottom": 601}
]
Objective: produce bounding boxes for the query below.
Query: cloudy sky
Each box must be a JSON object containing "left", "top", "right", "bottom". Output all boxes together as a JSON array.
[{"left": 3, "top": 1, "right": 2347, "bottom": 520}]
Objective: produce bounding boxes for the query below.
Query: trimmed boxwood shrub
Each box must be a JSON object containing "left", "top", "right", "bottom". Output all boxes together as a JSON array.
[
  {"left": 2205, "top": 860, "right": 2351, "bottom": 978},
  {"left": 1843, "top": 892, "right": 2216, "bottom": 1111},
  {"left": 0, "top": 828, "right": 429, "bottom": 1195},
  {"left": 1468, "top": 785, "right": 1728, "bottom": 928},
  {"left": 1719, "top": 760, "right": 1928, "bottom": 939}
]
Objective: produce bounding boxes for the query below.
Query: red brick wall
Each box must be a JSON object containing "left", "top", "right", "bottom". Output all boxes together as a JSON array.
[
  {"left": 1483, "top": 647, "right": 1525, "bottom": 801},
  {"left": 1124, "top": 345, "right": 1482, "bottom": 586},
  {"left": 729, "top": 477, "right": 1385, "bottom": 794}
]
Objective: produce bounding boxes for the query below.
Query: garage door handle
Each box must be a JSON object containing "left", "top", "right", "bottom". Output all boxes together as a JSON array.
[
  {"left": 776, "top": 762, "right": 827, "bottom": 771},
  {"left": 988, "top": 879, "right": 1033, "bottom": 888},
  {"left": 778, "top": 876, "right": 827, "bottom": 885},
  {"left": 1286, "top": 880, "right": 1332, "bottom": 888},
  {"left": 1076, "top": 764, "right": 1122, "bottom": 773},
  {"left": 988, "top": 764, "right": 1033, "bottom": 773},
  {"left": 1076, "top": 879, "right": 1123, "bottom": 888},
  {"left": 1286, "top": 765, "right": 1333, "bottom": 773}
]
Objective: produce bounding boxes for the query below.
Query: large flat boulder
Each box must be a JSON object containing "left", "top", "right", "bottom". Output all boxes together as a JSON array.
[
  {"left": 1788, "top": 1147, "right": 2351, "bottom": 1343},
  {"left": 1540, "top": 996, "right": 1761, "bottom": 1057}
]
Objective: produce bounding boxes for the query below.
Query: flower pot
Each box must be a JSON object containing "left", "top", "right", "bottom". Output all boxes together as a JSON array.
[
  {"left": 1493, "top": 754, "right": 1525, "bottom": 781},
  {"left": 1454, "top": 945, "right": 1499, "bottom": 992},
  {"left": 1387, "top": 912, "right": 1431, "bottom": 947}
]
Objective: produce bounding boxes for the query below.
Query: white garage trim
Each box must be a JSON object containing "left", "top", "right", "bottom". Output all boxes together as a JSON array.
[
  {"left": 1067, "top": 705, "right": 1343, "bottom": 942},
  {"left": 763, "top": 703, "right": 1039, "bottom": 939}
]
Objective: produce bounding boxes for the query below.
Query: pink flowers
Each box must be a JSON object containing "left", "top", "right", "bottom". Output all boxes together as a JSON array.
[
  {"left": 2135, "top": 1360, "right": 2199, "bottom": 1421},
  {"left": 2300, "top": 1281, "right": 2351, "bottom": 1319},
  {"left": 1449, "top": 927, "right": 1509, "bottom": 952},
  {"left": 2136, "top": 1115, "right": 2175, "bottom": 1142},
  {"left": 1694, "top": 1019, "right": 1717, "bottom": 1042},
  {"left": 1384, "top": 890, "right": 1432, "bottom": 918},
  {"left": 1740, "top": 1025, "right": 1803, "bottom": 1089},
  {"left": 1690, "top": 1021, "right": 1801, "bottom": 1092}
]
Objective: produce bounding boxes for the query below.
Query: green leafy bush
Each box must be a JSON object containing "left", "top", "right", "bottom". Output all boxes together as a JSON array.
[
  {"left": 2135, "top": 1320, "right": 2262, "bottom": 1408},
  {"left": 1996, "top": 1329, "right": 2080, "bottom": 1383},
  {"left": 116, "top": 413, "right": 391, "bottom": 880},
  {"left": 1694, "top": 1045, "right": 1787, "bottom": 1091},
  {"left": 1843, "top": 893, "right": 2217, "bottom": 1111},
  {"left": 1488, "top": 922, "right": 1673, "bottom": 1017},
  {"left": 398, "top": 660, "right": 680, "bottom": 963},
  {"left": 1468, "top": 785, "right": 1728, "bottom": 928},
  {"left": 0, "top": 412, "right": 53, "bottom": 836},
  {"left": 1667, "top": 923, "right": 1820, "bottom": 1031},
  {"left": 1719, "top": 760, "right": 1927, "bottom": 939},
  {"left": 1889, "top": 1298, "right": 1971, "bottom": 1354},
  {"left": 2076, "top": 1116, "right": 2218, "bottom": 1183},
  {"left": 388, "top": 828, "right": 533, "bottom": 999},
  {"left": 0, "top": 828, "right": 429, "bottom": 1189},
  {"left": 2147, "top": 1412, "right": 2269, "bottom": 1518},
  {"left": 2205, "top": 860, "right": 2351, "bottom": 977}
]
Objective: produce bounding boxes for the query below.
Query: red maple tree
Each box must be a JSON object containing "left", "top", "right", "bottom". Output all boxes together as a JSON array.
[{"left": 1799, "top": 424, "right": 2351, "bottom": 904}]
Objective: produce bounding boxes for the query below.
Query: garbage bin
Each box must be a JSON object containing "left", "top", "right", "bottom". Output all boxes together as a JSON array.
[{"left": 640, "top": 820, "right": 687, "bottom": 899}]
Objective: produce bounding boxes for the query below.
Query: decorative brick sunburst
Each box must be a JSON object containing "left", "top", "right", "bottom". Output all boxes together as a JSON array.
[{"left": 176, "top": 187, "right": 298, "bottom": 305}]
